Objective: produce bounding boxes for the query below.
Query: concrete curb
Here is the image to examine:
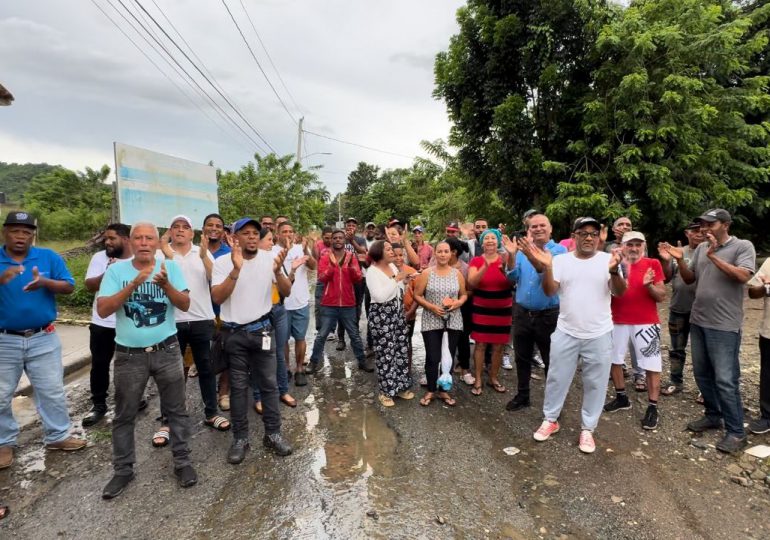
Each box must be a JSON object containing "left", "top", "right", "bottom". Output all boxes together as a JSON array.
[{"left": 14, "top": 353, "right": 92, "bottom": 398}]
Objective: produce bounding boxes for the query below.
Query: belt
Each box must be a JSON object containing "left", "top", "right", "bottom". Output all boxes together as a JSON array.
[
  {"left": 517, "top": 305, "right": 559, "bottom": 316},
  {"left": 115, "top": 335, "right": 177, "bottom": 354},
  {"left": 0, "top": 324, "right": 54, "bottom": 338},
  {"left": 222, "top": 314, "right": 272, "bottom": 334}
]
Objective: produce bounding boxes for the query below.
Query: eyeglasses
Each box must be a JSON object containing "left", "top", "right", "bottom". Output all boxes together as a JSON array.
[{"left": 575, "top": 231, "right": 600, "bottom": 239}]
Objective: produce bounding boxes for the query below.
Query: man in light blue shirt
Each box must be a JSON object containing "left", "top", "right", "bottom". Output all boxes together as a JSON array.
[
  {"left": 503, "top": 213, "right": 567, "bottom": 411},
  {"left": 97, "top": 222, "right": 195, "bottom": 499}
]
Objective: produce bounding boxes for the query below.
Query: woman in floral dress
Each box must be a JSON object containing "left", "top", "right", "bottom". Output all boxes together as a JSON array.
[{"left": 366, "top": 241, "right": 415, "bottom": 407}]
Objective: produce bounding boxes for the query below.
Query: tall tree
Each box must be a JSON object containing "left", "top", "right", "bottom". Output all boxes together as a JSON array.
[
  {"left": 218, "top": 153, "right": 329, "bottom": 232},
  {"left": 549, "top": 0, "right": 770, "bottom": 240},
  {"left": 434, "top": 0, "right": 614, "bottom": 220}
]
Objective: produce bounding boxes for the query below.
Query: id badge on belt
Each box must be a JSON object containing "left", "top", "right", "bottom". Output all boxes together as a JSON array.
[{"left": 261, "top": 332, "right": 271, "bottom": 350}]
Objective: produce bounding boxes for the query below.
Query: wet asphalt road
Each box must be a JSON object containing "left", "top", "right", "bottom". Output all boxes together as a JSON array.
[{"left": 2, "top": 316, "right": 770, "bottom": 539}]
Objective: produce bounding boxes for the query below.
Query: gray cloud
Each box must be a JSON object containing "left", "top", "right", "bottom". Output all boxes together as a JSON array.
[{"left": 389, "top": 51, "right": 436, "bottom": 72}]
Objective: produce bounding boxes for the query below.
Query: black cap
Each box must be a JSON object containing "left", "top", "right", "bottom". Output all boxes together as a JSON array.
[
  {"left": 695, "top": 208, "right": 731, "bottom": 223},
  {"left": 3, "top": 211, "right": 37, "bottom": 228},
  {"left": 572, "top": 216, "right": 601, "bottom": 232},
  {"left": 523, "top": 208, "right": 540, "bottom": 220},
  {"left": 684, "top": 221, "right": 701, "bottom": 230}
]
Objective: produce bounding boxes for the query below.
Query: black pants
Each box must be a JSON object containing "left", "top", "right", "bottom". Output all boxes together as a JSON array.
[
  {"left": 363, "top": 280, "right": 373, "bottom": 348},
  {"left": 176, "top": 320, "right": 216, "bottom": 418},
  {"left": 89, "top": 324, "right": 116, "bottom": 407},
  {"left": 423, "top": 329, "right": 461, "bottom": 392},
  {"left": 455, "top": 301, "right": 472, "bottom": 370},
  {"left": 513, "top": 305, "right": 558, "bottom": 396},
  {"left": 760, "top": 336, "right": 770, "bottom": 419},
  {"left": 225, "top": 328, "right": 281, "bottom": 440},
  {"left": 338, "top": 280, "right": 366, "bottom": 342}
]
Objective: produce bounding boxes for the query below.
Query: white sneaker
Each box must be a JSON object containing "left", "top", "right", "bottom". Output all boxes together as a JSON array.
[
  {"left": 419, "top": 375, "right": 428, "bottom": 386},
  {"left": 502, "top": 354, "right": 513, "bottom": 370},
  {"left": 462, "top": 372, "right": 476, "bottom": 386},
  {"left": 532, "top": 350, "right": 545, "bottom": 369},
  {"left": 578, "top": 430, "right": 595, "bottom": 454}
]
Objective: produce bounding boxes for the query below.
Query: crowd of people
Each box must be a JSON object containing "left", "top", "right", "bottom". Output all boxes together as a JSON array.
[{"left": 0, "top": 205, "right": 768, "bottom": 505}]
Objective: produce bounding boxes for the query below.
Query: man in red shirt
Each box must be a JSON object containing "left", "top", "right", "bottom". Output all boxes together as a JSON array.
[
  {"left": 604, "top": 231, "right": 667, "bottom": 429},
  {"left": 307, "top": 230, "right": 372, "bottom": 373}
]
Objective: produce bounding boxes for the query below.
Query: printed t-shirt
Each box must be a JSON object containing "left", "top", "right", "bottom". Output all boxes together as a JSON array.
[{"left": 98, "top": 259, "right": 188, "bottom": 348}]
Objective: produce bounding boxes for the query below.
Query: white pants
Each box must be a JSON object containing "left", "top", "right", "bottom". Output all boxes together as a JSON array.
[{"left": 612, "top": 324, "right": 662, "bottom": 372}]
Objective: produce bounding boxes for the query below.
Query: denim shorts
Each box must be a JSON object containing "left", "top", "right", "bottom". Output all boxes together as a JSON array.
[{"left": 286, "top": 305, "right": 310, "bottom": 341}]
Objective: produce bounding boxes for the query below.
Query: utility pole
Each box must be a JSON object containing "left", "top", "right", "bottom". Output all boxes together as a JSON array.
[
  {"left": 337, "top": 194, "right": 343, "bottom": 228},
  {"left": 296, "top": 116, "right": 304, "bottom": 164}
]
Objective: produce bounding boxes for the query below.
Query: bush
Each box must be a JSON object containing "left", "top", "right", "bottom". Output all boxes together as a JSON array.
[{"left": 58, "top": 252, "right": 95, "bottom": 312}]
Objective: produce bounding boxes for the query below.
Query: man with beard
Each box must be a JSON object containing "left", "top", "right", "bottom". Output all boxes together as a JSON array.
[
  {"left": 211, "top": 218, "right": 293, "bottom": 464},
  {"left": 307, "top": 230, "right": 371, "bottom": 373},
  {"left": 83, "top": 223, "right": 136, "bottom": 427},
  {"left": 528, "top": 217, "right": 626, "bottom": 453},
  {"left": 313, "top": 227, "right": 333, "bottom": 333},
  {"left": 336, "top": 218, "right": 368, "bottom": 351}
]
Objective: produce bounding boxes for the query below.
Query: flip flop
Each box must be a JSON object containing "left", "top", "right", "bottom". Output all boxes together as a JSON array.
[
  {"left": 487, "top": 382, "right": 507, "bottom": 393},
  {"left": 437, "top": 392, "right": 456, "bottom": 407},
  {"left": 471, "top": 385, "right": 483, "bottom": 396},
  {"left": 420, "top": 393, "right": 434, "bottom": 407},
  {"left": 204, "top": 416, "right": 231, "bottom": 431},
  {"left": 152, "top": 428, "right": 170, "bottom": 448},
  {"left": 660, "top": 384, "right": 682, "bottom": 396}
]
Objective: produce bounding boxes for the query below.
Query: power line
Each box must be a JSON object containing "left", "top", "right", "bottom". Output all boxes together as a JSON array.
[
  {"left": 238, "top": 0, "right": 305, "bottom": 117},
  {"left": 131, "top": 0, "right": 277, "bottom": 152},
  {"left": 220, "top": 0, "right": 298, "bottom": 126},
  {"left": 94, "top": 0, "right": 254, "bottom": 153},
  {"left": 303, "top": 129, "right": 416, "bottom": 159},
  {"left": 111, "top": 0, "right": 269, "bottom": 153}
]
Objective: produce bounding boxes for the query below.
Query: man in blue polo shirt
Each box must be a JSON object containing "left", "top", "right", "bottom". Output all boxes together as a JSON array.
[
  {"left": 503, "top": 213, "right": 567, "bottom": 411},
  {"left": 0, "top": 211, "right": 85, "bottom": 471}
]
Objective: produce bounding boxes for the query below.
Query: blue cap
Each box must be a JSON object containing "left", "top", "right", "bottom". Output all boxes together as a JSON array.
[
  {"left": 232, "top": 217, "right": 261, "bottom": 233},
  {"left": 413, "top": 225, "right": 424, "bottom": 232}
]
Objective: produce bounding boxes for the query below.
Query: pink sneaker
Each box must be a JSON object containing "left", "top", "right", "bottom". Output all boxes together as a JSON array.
[
  {"left": 578, "top": 430, "right": 595, "bottom": 453},
  {"left": 533, "top": 420, "right": 560, "bottom": 442}
]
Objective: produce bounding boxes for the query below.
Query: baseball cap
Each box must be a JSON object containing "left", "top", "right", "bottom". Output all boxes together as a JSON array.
[
  {"left": 622, "top": 231, "right": 646, "bottom": 243},
  {"left": 232, "top": 217, "right": 262, "bottom": 233},
  {"left": 413, "top": 225, "right": 424, "bottom": 233},
  {"left": 445, "top": 221, "right": 460, "bottom": 231},
  {"left": 696, "top": 208, "right": 731, "bottom": 223},
  {"left": 522, "top": 208, "right": 540, "bottom": 220},
  {"left": 365, "top": 221, "right": 376, "bottom": 228},
  {"left": 170, "top": 214, "right": 193, "bottom": 229},
  {"left": 572, "top": 216, "right": 601, "bottom": 232},
  {"left": 684, "top": 221, "right": 701, "bottom": 230},
  {"left": 388, "top": 218, "right": 401, "bottom": 227},
  {"left": 345, "top": 217, "right": 358, "bottom": 224},
  {"left": 3, "top": 211, "right": 36, "bottom": 228}
]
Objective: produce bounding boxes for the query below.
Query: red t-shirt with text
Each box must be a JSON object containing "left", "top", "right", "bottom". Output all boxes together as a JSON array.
[{"left": 611, "top": 258, "right": 664, "bottom": 325}]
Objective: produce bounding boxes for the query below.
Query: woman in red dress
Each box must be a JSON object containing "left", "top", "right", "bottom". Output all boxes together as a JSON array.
[{"left": 467, "top": 229, "right": 513, "bottom": 395}]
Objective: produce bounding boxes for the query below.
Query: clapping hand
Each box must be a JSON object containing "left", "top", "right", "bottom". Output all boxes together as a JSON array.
[
  {"left": 231, "top": 239, "right": 243, "bottom": 270},
  {"left": 291, "top": 256, "right": 308, "bottom": 271},
  {"left": 642, "top": 267, "right": 655, "bottom": 286},
  {"left": 273, "top": 247, "right": 289, "bottom": 273},
  {"left": 153, "top": 261, "right": 169, "bottom": 288},
  {"left": 133, "top": 263, "right": 154, "bottom": 287},
  {"left": 0, "top": 265, "right": 24, "bottom": 286},
  {"left": 608, "top": 247, "right": 623, "bottom": 272},
  {"left": 658, "top": 241, "right": 683, "bottom": 260},
  {"left": 22, "top": 266, "right": 42, "bottom": 292},
  {"left": 501, "top": 234, "right": 518, "bottom": 257},
  {"left": 199, "top": 234, "right": 209, "bottom": 257}
]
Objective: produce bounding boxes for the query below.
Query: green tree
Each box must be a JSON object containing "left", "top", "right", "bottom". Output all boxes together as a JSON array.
[
  {"left": 218, "top": 153, "right": 329, "bottom": 232},
  {"left": 23, "top": 165, "right": 112, "bottom": 239},
  {"left": 433, "top": 0, "right": 614, "bottom": 220},
  {"left": 0, "top": 162, "right": 60, "bottom": 203},
  {"left": 550, "top": 0, "right": 770, "bottom": 240}
]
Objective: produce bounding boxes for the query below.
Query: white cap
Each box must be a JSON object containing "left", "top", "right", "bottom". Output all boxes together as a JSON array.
[
  {"left": 170, "top": 215, "right": 193, "bottom": 228},
  {"left": 622, "top": 231, "right": 645, "bottom": 243}
]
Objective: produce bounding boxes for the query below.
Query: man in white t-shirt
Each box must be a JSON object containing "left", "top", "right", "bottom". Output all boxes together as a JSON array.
[
  {"left": 747, "top": 259, "right": 770, "bottom": 435},
  {"left": 82, "top": 223, "right": 134, "bottom": 427},
  {"left": 526, "top": 217, "right": 626, "bottom": 453},
  {"left": 277, "top": 222, "right": 316, "bottom": 387},
  {"left": 211, "top": 217, "right": 293, "bottom": 465},
  {"left": 159, "top": 215, "right": 230, "bottom": 439}
]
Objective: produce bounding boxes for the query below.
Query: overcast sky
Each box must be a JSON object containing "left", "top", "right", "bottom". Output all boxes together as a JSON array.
[{"left": 0, "top": 0, "right": 464, "bottom": 194}]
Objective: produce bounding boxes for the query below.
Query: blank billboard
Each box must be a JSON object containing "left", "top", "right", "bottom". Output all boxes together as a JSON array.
[{"left": 114, "top": 142, "right": 218, "bottom": 227}]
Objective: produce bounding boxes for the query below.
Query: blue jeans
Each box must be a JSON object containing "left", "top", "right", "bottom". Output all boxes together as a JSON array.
[
  {"left": 253, "top": 304, "right": 289, "bottom": 401},
  {"left": 0, "top": 331, "right": 71, "bottom": 446},
  {"left": 667, "top": 310, "right": 691, "bottom": 385},
  {"left": 310, "top": 306, "right": 365, "bottom": 365},
  {"left": 690, "top": 324, "right": 744, "bottom": 436}
]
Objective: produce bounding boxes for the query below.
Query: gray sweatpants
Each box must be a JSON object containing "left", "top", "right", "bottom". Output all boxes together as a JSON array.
[{"left": 542, "top": 329, "right": 613, "bottom": 432}]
